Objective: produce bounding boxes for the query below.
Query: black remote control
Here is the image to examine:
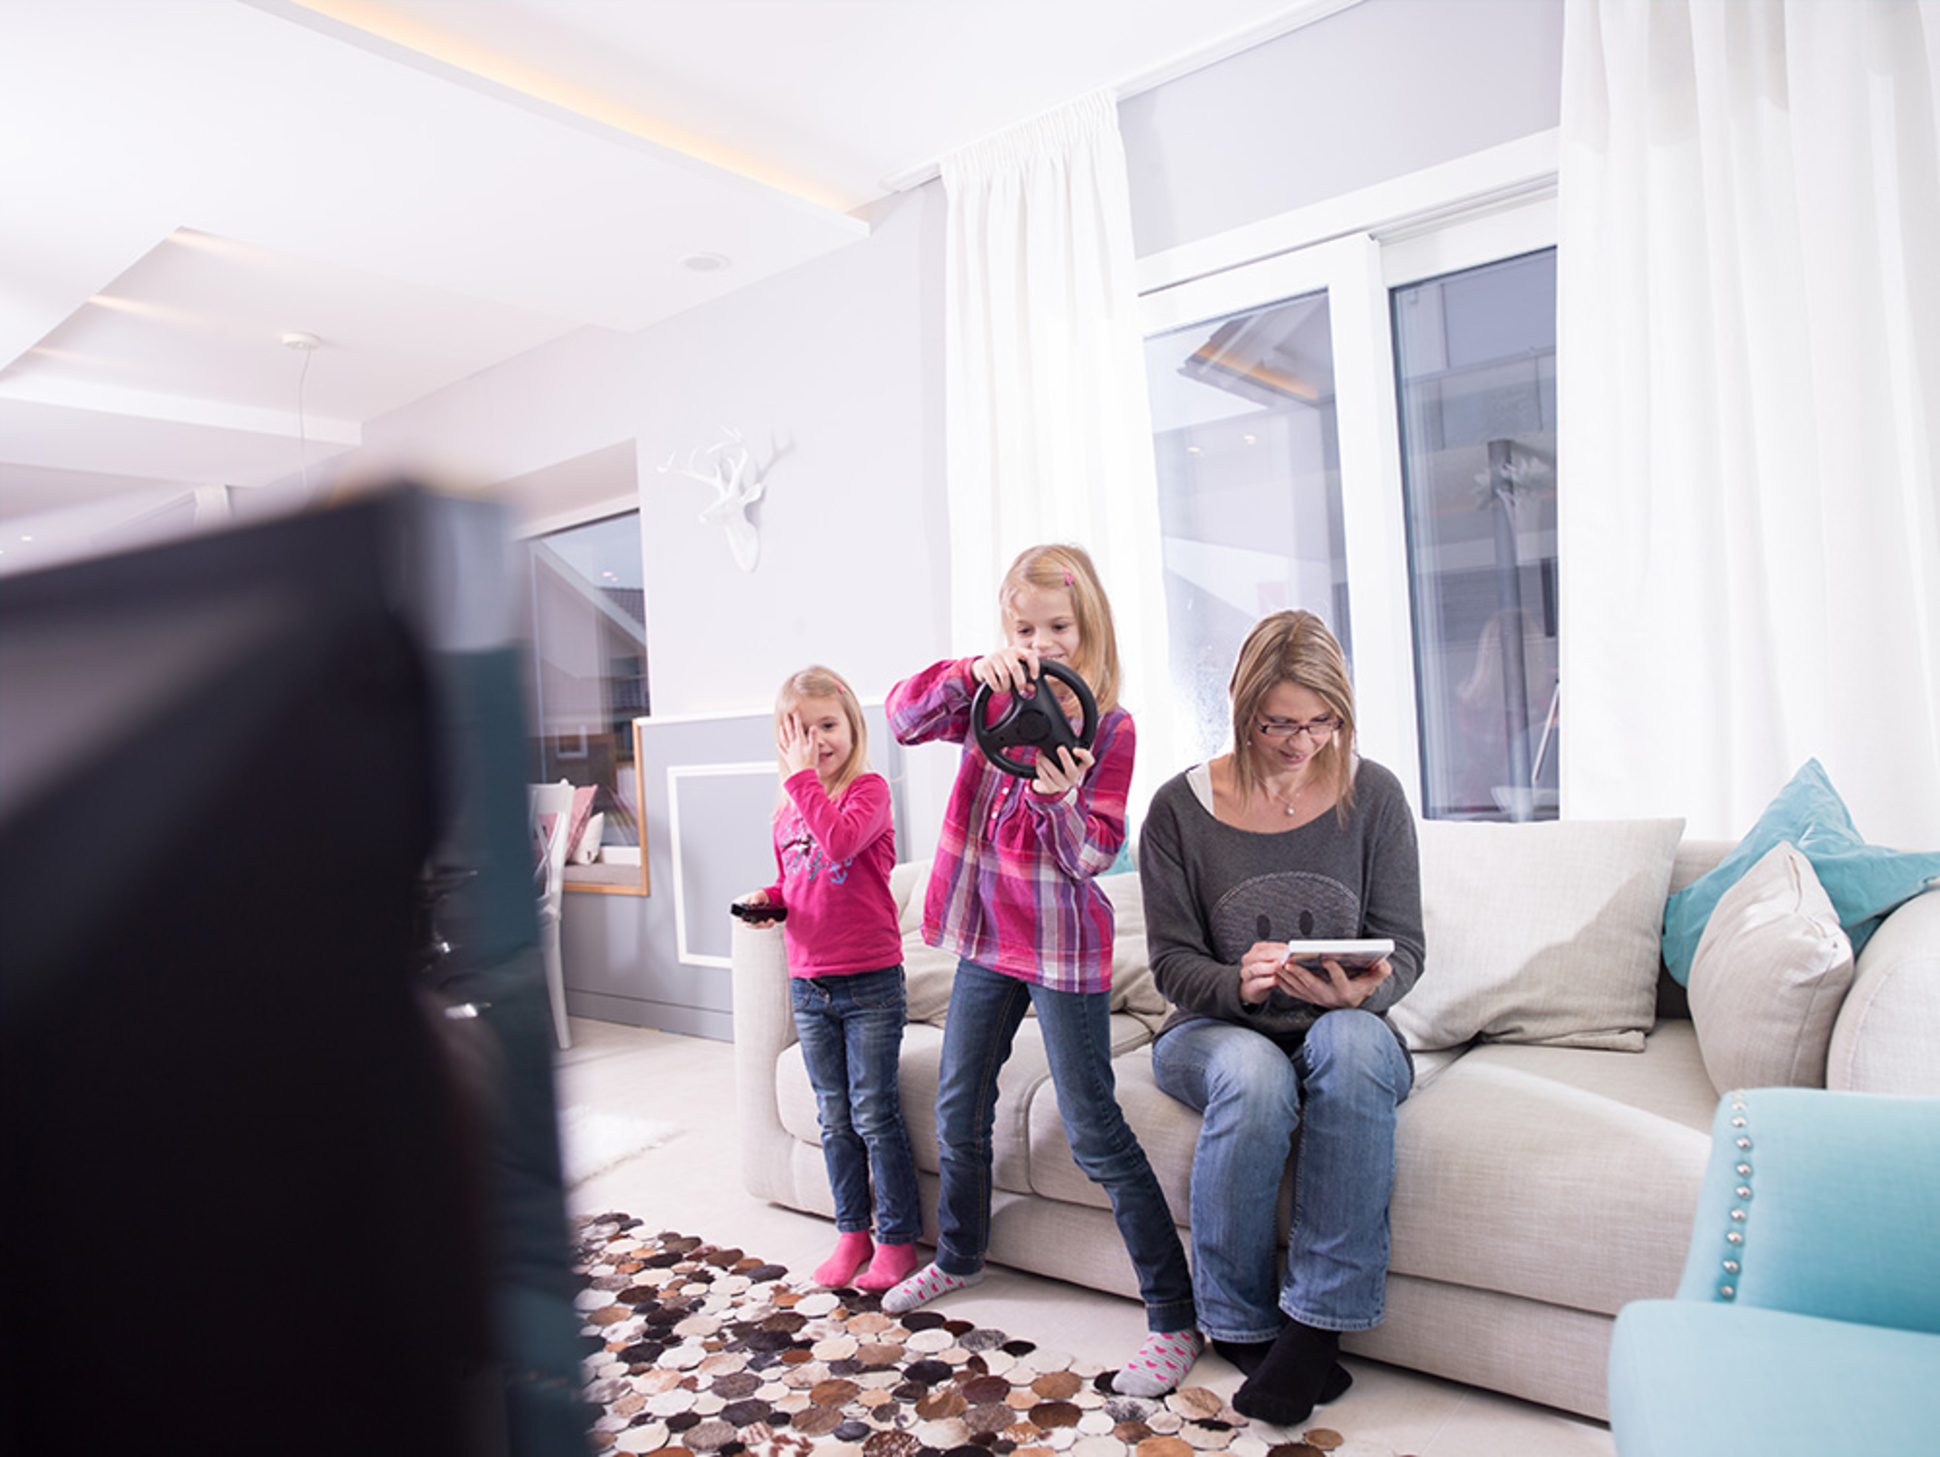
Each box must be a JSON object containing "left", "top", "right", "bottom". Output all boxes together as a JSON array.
[{"left": 731, "top": 900, "right": 787, "bottom": 922}]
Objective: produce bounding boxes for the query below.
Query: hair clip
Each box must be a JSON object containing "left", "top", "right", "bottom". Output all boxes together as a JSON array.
[{"left": 1062, "top": 569, "right": 1074, "bottom": 586}]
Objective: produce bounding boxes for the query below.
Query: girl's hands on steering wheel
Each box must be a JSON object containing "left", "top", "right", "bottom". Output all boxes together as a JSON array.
[
  {"left": 972, "top": 645, "right": 1042, "bottom": 696},
  {"left": 1030, "top": 744, "right": 1095, "bottom": 799},
  {"left": 971, "top": 649, "right": 1091, "bottom": 795}
]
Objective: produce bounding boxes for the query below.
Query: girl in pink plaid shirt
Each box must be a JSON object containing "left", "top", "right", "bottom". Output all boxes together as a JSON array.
[{"left": 883, "top": 543, "right": 1201, "bottom": 1397}]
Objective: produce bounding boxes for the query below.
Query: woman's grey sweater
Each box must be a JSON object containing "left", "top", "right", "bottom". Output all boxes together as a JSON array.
[{"left": 1139, "top": 757, "right": 1425, "bottom": 1046}]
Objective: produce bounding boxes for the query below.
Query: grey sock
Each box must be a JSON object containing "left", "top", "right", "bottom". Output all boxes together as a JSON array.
[{"left": 880, "top": 1262, "right": 983, "bottom": 1315}]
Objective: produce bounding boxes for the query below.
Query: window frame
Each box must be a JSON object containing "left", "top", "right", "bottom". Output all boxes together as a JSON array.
[{"left": 1136, "top": 132, "right": 1559, "bottom": 816}]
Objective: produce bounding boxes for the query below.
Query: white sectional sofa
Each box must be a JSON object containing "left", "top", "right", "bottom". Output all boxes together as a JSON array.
[{"left": 731, "top": 821, "right": 1939, "bottom": 1420}]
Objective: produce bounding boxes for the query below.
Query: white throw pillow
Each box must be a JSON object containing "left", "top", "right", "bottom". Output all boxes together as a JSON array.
[
  {"left": 904, "top": 939, "right": 960, "bottom": 1025},
  {"left": 1688, "top": 841, "right": 1853, "bottom": 1095},
  {"left": 1387, "top": 817, "right": 1685, "bottom": 1053},
  {"left": 891, "top": 860, "right": 958, "bottom": 1024}
]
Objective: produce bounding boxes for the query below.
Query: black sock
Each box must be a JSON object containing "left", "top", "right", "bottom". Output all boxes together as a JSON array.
[
  {"left": 1211, "top": 1337, "right": 1276, "bottom": 1377},
  {"left": 1216, "top": 1341, "right": 1353, "bottom": 1401},
  {"left": 1231, "top": 1321, "right": 1342, "bottom": 1427}
]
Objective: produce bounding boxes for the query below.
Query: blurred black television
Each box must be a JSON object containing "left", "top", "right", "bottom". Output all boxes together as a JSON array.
[{"left": 0, "top": 487, "right": 585, "bottom": 1455}]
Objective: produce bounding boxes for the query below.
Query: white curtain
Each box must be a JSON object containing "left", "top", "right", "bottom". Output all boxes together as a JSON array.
[
  {"left": 941, "top": 89, "right": 1175, "bottom": 819},
  {"left": 1558, "top": 0, "right": 1940, "bottom": 847}
]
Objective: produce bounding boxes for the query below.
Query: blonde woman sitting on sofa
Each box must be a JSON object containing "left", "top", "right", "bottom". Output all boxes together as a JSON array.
[{"left": 1139, "top": 610, "right": 1425, "bottom": 1427}]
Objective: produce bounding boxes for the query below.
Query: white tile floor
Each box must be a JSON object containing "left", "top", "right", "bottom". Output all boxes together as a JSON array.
[{"left": 556, "top": 1018, "right": 1616, "bottom": 1457}]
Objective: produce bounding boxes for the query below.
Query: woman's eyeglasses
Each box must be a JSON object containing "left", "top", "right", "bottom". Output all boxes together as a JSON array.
[{"left": 1256, "top": 717, "right": 1342, "bottom": 743}]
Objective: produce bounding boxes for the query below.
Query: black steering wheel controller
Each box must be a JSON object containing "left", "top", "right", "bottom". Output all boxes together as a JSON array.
[{"left": 970, "top": 658, "right": 1100, "bottom": 779}]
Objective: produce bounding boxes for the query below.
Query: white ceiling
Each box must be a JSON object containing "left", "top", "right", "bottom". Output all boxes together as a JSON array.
[{"left": 0, "top": 0, "right": 1349, "bottom": 526}]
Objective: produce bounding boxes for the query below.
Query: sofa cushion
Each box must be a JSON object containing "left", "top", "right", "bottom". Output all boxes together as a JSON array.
[
  {"left": 889, "top": 861, "right": 957, "bottom": 1023},
  {"left": 1386, "top": 1022, "right": 1717, "bottom": 1317},
  {"left": 1668, "top": 840, "right": 1735, "bottom": 896},
  {"left": 902, "top": 939, "right": 962, "bottom": 1025},
  {"left": 1021, "top": 1037, "right": 1471, "bottom": 1225},
  {"left": 1024, "top": 1039, "right": 1202, "bottom": 1222},
  {"left": 1688, "top": 842, "right": 1853, "bottom": 1096},
  {"left": 1388, "top": 817, "right": 1686, "bottom": 1053},
  {"left": 1098, "top": 872, "right": 1170, "bottom": 1026},
  {"left": 1662, "top": 758, "right": 1940, "bottom": 985}
]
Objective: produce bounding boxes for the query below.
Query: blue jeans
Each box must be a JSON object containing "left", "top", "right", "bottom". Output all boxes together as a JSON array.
[
  {"left": 933, "top": 959, "right": 1195, "bottom": 1334},
  {"left": 1150, "top": 1011, "right": 1413, "bottom": 1340},
  {"left": 790, "top": 966, "right": 921, "bottom": 1245}
]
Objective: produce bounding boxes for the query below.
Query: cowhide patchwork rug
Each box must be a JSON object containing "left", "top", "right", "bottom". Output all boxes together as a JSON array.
[{"left": 573, "top": 1212, "right": 1357, "bottom": 1457}]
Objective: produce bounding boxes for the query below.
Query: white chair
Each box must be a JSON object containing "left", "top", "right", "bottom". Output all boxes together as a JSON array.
[{"left": 527, "top": 781, "right": 576, "bottom": 1050}]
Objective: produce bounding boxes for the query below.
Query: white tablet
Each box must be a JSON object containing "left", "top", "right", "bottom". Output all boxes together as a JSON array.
[{"left": 1282, "top": 938, "right": 1394, "bottom": 977}]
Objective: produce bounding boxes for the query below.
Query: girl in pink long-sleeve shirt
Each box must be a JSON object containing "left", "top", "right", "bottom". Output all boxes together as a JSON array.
[{"left": 737, "top": 666, "right": 919, "bottom": 1293}]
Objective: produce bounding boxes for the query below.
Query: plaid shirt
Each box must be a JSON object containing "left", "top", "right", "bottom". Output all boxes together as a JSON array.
[{"left": 887, "top": 658, "right": 1132, "bottom": 993}]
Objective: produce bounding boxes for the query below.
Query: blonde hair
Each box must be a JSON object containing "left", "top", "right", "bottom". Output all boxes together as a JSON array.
[
  {"left": 998, "top": 542, "right": 1121, "bottom": 715},
  {"left": 775, "top": 664, "right": 870, "bottom": 799},
  {"left": 1228, "top": 610, "right": 1357, "bottom": 819}
]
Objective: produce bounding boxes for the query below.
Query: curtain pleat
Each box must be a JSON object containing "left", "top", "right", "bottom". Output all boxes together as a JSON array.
[
  {"left": 1558, "top": 0, "right": 1940, "bottom": 845},
  {"left": 941, "top": 89, "right": 1176, "bottom": 821}
]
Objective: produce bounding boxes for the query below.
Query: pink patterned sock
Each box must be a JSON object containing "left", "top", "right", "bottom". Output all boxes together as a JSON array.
[
  {"left": 813, "top": 1231, "right": 874, "bottom": 1288},
  {"left": 880, "top": 1261, "right": 984, "bottom": 1315},
  {"left": 856, "top": 1242, "right": 921, "bottom": 1294},
  {"left": 1115, "top": 1328, "right": 1206, "bottom": 1397}
]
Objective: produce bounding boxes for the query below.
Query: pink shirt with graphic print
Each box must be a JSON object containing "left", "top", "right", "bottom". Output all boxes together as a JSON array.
[{"left": 761, "top": 769, "right": 902, "bottom": 978}]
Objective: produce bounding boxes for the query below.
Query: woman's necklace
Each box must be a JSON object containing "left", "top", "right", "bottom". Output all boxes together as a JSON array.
[{"left": 1266, "top": 774, "right": 1315, "bottom": 817}]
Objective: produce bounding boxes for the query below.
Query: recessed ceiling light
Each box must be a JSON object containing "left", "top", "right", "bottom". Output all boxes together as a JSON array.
[{"left": 680, "top": 253, "right": 732, "bottom": 273}]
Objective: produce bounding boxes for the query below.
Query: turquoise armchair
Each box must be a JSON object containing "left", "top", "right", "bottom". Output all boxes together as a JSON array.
[{"left": 1608, "top": 1088, "right": 1940, "bottom": 1455}]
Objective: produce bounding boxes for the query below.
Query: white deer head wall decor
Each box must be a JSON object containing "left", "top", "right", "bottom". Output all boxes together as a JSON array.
[{"left": 658, "top": 427, "right": 775, "bottom": 572}]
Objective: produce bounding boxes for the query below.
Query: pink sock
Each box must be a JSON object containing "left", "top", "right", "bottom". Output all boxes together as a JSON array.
[
  {"left": 856, "top": 1242, "right": 920, "bottom": 1293},
  {"left": 813, "top": 1231, "right": 874, "bottom": 1288}
]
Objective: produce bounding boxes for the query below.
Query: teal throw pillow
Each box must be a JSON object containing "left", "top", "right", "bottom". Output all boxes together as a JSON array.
[{"left": 1661, "top": 759, "right": 1940, "bottom": 985}]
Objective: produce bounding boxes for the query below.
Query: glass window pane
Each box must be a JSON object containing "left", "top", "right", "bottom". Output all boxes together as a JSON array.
[
  {"left": 526, "top": 512, "right": 648, "bottom": 854},
  {"left": 1144, "top": 289, "right": 1349, "bottom": 765},
  {"left": 1393, "top": 249, "right": 1559, "bottom": 821}
]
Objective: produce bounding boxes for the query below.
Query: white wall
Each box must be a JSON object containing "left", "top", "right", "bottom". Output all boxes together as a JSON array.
[
  {"left": 1121, "top": 0, "right": 1563, "bottom": 257},
  {"left": 366, "top": 183, "right": 950, "bottom": 721}
]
